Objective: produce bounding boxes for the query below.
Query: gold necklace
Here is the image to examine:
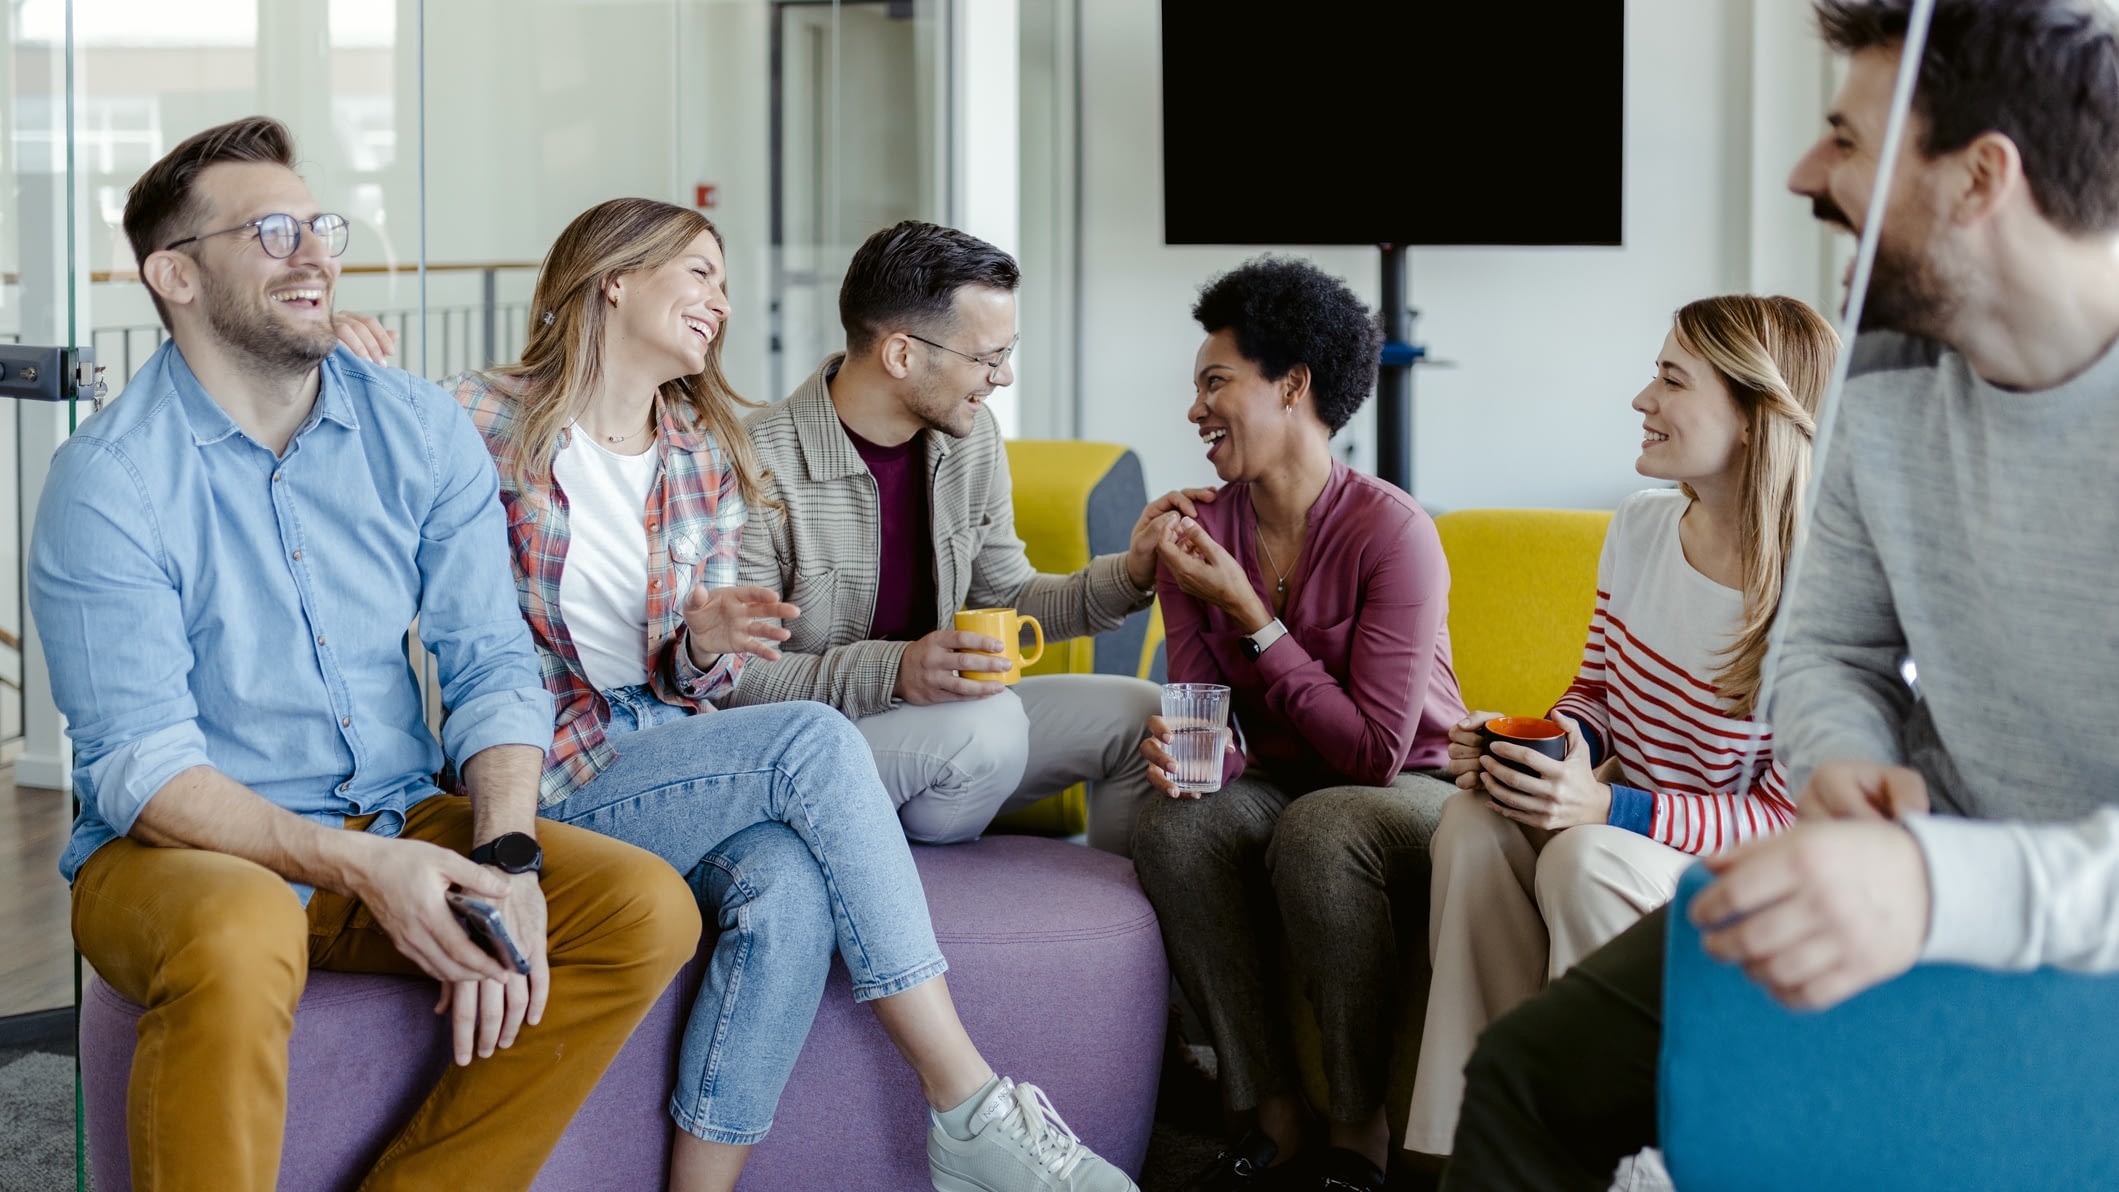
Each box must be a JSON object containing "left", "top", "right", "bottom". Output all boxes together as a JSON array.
[{"left": 1253, "top": 517, "right": 1296, "bottom": 599}]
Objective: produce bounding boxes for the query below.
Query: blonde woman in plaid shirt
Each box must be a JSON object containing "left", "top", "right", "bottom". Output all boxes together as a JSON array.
[{"left": 341, "top": 198, "right": 1135, "bottom": 1192}]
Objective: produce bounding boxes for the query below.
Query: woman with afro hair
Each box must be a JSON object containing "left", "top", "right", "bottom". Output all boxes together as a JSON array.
[{"left": 1132, "top": 255, "right": 1466, "bottom": 1192}]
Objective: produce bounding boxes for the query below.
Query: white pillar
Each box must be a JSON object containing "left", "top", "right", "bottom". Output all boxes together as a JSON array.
[
  {"left": 259, "top": 0, "right": 335, "bottom": 153},
  {"left": 1744, "top": 0, "right": 1837, "bottom": 310},
  {"left": 951, "top": 0, "right": 1023, "bottom": 436}
]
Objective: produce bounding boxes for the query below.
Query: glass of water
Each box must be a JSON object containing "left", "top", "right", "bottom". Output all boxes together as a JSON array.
[{"left": 1160, "top": 682, "right": 1232, "bottom": 794}]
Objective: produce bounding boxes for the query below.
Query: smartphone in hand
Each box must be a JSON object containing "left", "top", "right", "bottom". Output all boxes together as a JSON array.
[{"left": 445, "top": 888, "right": 531, "bottom": 975}]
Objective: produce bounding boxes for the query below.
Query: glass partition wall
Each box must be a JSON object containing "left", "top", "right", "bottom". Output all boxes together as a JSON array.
[
  {"left": 55, "top": 0, "right": 954, "bottom": 417},
  {"left": 0, "top": 0, "right": 967, "bottom": 762},
  {"left": 0, "top": 0, "right": 1047, "bottom": 1030},
  {"left": 1, "top": 0, "right": 86, "bottom": 1034}
]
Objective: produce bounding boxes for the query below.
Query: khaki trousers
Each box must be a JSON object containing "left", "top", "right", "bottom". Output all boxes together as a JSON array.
[
  {"left": 71, "top": 794, "right": 702, "bottom": 1192},
  {"left": 1404, "top": 790, "right": 1693, "bottom": 1155}
]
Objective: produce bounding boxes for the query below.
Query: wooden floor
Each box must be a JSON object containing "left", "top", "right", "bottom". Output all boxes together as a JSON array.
[{"left": 0, "top": 765, "right": 73, "bottom": 1017}]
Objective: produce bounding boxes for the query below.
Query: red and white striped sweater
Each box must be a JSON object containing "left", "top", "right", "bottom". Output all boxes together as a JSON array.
[{"left": 1549, "top": 489, "right": 1792, "bottom": 854}]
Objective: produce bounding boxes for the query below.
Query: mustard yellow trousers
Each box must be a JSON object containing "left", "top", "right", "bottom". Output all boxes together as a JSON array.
[{"left": 71, "top": 794, "right": 702, "bottom": 1192}]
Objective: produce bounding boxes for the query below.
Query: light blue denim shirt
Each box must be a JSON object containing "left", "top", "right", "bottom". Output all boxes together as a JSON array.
[{"left": 29, "top": 341, "right": 553, "bottom": 885}]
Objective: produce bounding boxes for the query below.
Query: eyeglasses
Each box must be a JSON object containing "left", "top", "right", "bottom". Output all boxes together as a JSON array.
[
  {"left": 164, "top": 212, "right": 351, "bottom": 260},
  {"left": 906, "top": 332, "right": 1019, "bottom": 379}
]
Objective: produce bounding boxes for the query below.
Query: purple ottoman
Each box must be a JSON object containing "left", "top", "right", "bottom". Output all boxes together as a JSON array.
[{"left": 79, "top": 835, "right": 1166, "bottom": 1191}]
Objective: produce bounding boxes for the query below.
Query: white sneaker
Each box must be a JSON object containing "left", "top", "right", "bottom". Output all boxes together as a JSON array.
[{"left": 927, "top": 1077, "right": 1139, "bottom": 1192}]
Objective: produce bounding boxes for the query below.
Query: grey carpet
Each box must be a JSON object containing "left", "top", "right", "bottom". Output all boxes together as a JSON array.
[
  {"left": 1141, "top": 1120, "right": 1222, "bottom": 1190},
  {"left": 0, "top": 1050, "right": 78, "bottom": 1191}
]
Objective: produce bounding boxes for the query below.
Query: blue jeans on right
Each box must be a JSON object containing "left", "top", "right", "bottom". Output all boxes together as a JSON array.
[{"left": 546, "top": 692, "right": 946, "bottom": 1144}]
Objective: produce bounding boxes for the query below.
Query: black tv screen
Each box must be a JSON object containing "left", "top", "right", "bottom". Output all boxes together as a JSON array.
[{"left": 1160, "top": 1, "right": 1625, "bottom": 247}]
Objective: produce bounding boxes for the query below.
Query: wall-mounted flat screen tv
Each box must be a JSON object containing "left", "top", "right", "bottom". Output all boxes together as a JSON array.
[{"left": 1160, "top": 1, "right": 1626, "bottom": 246}]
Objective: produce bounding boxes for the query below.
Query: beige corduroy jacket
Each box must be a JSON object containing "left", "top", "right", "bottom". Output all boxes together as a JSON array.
[{"left": 727, "top": 354, "right": 1154, "bottom": 718}]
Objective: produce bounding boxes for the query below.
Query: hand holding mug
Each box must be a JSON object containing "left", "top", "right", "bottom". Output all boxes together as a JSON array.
[
  {"left": 952, "top": 608, "right": 1044, "bottom": 684},
  {"left": 1478, "top": 713, "right": 1611, "bottom": 832},
  {"left": 895, "top": 630, "right": 1011, "bottom": 705},
  {"left": 1446, "top": 710, "right": 1504, "bottom": 789}
]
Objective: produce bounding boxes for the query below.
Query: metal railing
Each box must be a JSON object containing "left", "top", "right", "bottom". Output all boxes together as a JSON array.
[
  {"left": 89, "top": 300, "right": 535, "bottom": 387},
  {"left": 4, "top": 261, "right": 539, "bottom": 391}
]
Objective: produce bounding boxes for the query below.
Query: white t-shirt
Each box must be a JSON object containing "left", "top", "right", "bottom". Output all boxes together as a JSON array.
[{"left": 553, "top": 427, "right": 661, "bottom": 693}]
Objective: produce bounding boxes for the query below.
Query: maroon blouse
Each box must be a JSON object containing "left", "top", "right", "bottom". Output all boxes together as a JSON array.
[{"left": 1158, "top": 460, "right": 1465, "bottom": 789}]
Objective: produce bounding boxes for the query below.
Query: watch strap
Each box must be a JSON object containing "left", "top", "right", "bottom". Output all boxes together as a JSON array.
[
  {"left": 470, "top": 831, "right": 543, "bottom": 876},
  {"left": 1242, "top": 618, "right": 1289, "bottom": 660}
]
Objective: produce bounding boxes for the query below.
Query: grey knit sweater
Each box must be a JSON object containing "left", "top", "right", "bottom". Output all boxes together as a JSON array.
[{"left": 1772, "top": 330, "right": 2119, "bottom": 971}]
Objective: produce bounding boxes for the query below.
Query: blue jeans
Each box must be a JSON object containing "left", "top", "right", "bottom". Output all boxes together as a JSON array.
[{"left": 545, "top": 689, "right": 947, "bottom": 1144}]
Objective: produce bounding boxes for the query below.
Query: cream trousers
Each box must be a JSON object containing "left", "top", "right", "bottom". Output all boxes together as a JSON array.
[{"left": 1404, "top": 789, "right": 1694, "bottom": 1156}]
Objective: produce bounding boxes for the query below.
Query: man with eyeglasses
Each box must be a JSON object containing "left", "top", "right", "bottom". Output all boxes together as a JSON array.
[
  {"left": 28, "top": 115, "right": 699, "bottom": 1191},
  {"left": 732, "top": 219, "right": 1184, "bottom": 856}
]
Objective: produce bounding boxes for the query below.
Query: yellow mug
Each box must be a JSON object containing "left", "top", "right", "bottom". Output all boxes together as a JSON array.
[{"left": 953, "top": 607, "right": 1045, "bottom": 684}]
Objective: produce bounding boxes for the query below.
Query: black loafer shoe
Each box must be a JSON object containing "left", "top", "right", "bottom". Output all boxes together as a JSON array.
[
  {"left": 1309, "top": 1146, "right": 1386, "bottom": 1192},
  {"left": 1182, "top": 1129, "right": 1280, "bottom": 1191}
]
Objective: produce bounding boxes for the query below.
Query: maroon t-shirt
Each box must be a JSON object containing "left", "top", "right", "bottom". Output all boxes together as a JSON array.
[{"left": 844, "top": 422, "right": 937, "bottom": 642}]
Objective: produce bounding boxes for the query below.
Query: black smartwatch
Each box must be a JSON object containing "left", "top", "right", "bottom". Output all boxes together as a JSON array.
[
  {"left": 1239, "top": 618, "right": 1289, "bottom": 661},
  {"left": 470, "top": 831, "right": 544, "bottom": 877}
]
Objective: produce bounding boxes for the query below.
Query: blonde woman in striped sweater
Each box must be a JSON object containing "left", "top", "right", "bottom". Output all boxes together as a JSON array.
[{"left": 1405, "top": 294, "right": 1837, "bottom": 1159}]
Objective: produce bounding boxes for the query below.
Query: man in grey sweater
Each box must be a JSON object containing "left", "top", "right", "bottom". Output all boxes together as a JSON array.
[{"left": 1442, "top": 3, "right": 2119, "bottom": 1187}]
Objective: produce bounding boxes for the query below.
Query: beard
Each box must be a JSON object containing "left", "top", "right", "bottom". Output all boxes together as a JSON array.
[
  {"left": 907, "top": 368, "right": 983, "bottom": 439},
  {"left": 1856, "top": 228, "right": 1964, "bottom": 339},
  {"left": 1813, "top": 195, "right": 1857, "bottom": 235},
  {"left": 200, "top": 264, "right": 340, "bottom": 374},
  {"left": 1816, "top": 195, "right": 1965, "bottom": 339}
]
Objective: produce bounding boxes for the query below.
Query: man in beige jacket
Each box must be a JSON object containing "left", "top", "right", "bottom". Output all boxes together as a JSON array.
[{"left": 732, "top": 220, "right": 1192, "bottom": 856}]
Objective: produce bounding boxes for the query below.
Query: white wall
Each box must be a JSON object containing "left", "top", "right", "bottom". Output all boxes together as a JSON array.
[{"left": 1077, "top": 0, "right": 1837, "bottom": 512}]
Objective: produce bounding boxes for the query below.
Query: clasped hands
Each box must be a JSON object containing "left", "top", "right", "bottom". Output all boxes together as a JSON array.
[
  {"left": 1145, "top": 509, "right": 1272, "bottom": 633},
  {"left": 1691, "top": 760, "right": 1933, "bottom": 1011}
]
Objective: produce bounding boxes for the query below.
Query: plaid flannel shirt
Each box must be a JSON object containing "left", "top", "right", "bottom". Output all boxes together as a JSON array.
[{"left": 450, "top": 372, "right": 745, "bottom": 806}]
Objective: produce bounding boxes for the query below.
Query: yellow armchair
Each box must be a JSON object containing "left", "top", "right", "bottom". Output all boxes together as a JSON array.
[
  {"left": 987, "top": 440, "right": 1165, "bottom": 836},
  {"left": 1284, "top": 504, "right": 1613, "bottom": 1145},
  {"left": 1432, "top": 507, "right": 1612, "bottom": 717}
]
